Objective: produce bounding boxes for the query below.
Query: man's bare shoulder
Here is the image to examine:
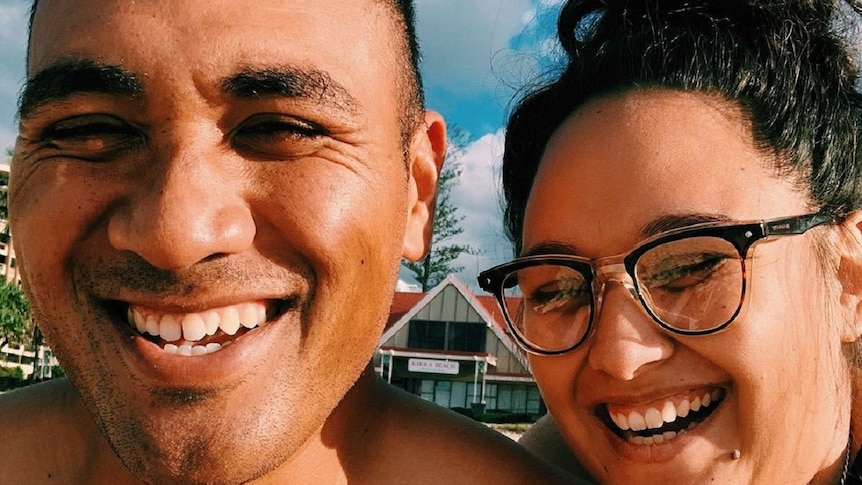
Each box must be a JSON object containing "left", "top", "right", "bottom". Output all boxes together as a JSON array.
[
  {"left": 367, "top": 378, "right": 590, "bottom": 485},
  {"left": 0, "top": 379, "right": 133, "bottom": 483},
  {"left": 0, "top": 379, "right": 88, "bottom": 479}
]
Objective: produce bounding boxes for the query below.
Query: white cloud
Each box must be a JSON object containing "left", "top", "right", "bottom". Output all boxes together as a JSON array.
[{"left": 446, "top": 129, "right": 515, "bottom": 287}]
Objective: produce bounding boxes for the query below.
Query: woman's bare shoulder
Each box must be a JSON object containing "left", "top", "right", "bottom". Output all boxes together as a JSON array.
[{"left": 519, "top": 414, "right": 594, "bottom": 480}]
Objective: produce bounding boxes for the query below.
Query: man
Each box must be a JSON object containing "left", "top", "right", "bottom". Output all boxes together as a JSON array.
[{"left": 0, "top": 1, "right": 583, "bottom": 484}]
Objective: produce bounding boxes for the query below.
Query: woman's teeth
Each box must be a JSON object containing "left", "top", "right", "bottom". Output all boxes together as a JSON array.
[
  {"left": 607, "top": 389, "right": 724, "bottom": 445},
  {"left": 126, "top": 302, "right": 269, "bottom": 356}
]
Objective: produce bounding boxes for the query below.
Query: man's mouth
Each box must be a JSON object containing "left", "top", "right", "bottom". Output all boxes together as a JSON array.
[
  {"left": 121, "top": 299, "right": 292, "bottom": 356},
  {"left": 598, "top": 388, "right": 726, "bottom": 445}
]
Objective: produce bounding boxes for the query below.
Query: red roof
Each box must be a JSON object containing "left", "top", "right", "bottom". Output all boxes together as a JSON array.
[
  {"left": 475, "top": 294, "right": 511, "bottom": 334},
  {"left": 386, "top": 291, "right": 425, "bottom": 329}
]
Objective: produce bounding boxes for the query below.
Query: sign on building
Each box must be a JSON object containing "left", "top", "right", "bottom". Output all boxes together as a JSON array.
[{"left": 407, "top": 358, "right": 459, "bottom": 375}]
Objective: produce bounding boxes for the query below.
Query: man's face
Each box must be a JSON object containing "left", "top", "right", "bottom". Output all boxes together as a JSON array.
[{"left": 12, "top": 1, "right": 433, "bottom": 482}]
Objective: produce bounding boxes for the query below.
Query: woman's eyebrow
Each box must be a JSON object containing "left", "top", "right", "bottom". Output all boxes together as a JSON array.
[
  {"left": 639, "top": 213, "right": 731, "bottom": 239},
  {"left": 521, "top": 241, "right": 581, "bottom": 257},
  {"left": 520, "top": 213, "right": 732, "bottom": 257},
  {"left": 19, "top": 59, "right": 143, "bottom": 119}
]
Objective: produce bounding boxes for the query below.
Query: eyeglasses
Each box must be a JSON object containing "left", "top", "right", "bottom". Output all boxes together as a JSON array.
[{"left": 478, "top": 213, "right": 838, "bottom": 355}]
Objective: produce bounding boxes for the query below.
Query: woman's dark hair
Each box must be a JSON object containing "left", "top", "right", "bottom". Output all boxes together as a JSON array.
[{"left": 502, "top": 0, "right": 862, "bottom": 254}]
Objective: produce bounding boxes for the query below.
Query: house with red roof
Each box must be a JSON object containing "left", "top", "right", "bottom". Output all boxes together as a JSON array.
[{"left": 376, "top": 274, "right": 544, "bottom": 418}]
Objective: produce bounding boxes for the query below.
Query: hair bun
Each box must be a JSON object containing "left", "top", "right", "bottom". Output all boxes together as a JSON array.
[{"left": 557, "top": 0, "right": 832, "bottom": 58}]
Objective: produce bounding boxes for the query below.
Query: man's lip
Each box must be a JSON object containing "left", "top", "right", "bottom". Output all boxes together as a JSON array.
[{"left": 98, "top": 296, "right": 301, "bottom": 386}]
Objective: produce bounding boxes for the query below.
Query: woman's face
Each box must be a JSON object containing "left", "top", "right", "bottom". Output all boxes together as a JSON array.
[{"left": 524, "top": 90, "right": 853, "bottom": 484}]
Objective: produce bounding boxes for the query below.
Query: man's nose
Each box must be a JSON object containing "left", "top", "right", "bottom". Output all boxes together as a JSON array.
[
  {"left": 585, "top": 273, "right": 675, "bottom": 381},
  {"left": 107, "top": 139, "right": 256, "bottom": 270}
]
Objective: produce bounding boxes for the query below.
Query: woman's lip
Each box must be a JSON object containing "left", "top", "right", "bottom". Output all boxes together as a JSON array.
[
  {"left": 589, "top": 383, "right": 730, "bottom": 407},
  {"left": 600, "top": 391, "right": 730, "bottom": 464},
  {"left": 601, "top": 386, "right": 725, "bottom": 420}
]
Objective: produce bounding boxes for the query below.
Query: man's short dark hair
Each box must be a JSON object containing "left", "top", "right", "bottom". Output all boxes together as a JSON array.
[{"left": 27, "top": 0, "right": 426, "bottom": 145}]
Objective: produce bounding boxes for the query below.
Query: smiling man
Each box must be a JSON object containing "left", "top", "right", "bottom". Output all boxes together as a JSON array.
[{"left": 0, "top": 1, "right": 579, "bottom": 484}]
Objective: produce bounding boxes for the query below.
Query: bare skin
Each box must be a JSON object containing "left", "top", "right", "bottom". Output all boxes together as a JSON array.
[
  {"left": 516, "top": 90, "right": 862, "bottom": 484},
  {"left": 3, "top": 0, "right": 586, "bottom": 483},
  {"left": 0, "top": 372, "right": 577, "bottom": 484}
]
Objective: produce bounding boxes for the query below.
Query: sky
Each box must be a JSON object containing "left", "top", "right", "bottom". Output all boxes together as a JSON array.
[{"left": 0, "top": 0, "right": 565, "bottom": 291}]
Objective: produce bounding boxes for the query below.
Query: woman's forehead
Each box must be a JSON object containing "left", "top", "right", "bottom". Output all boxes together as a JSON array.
[{"left": 523, "top": 90, "right": 811, "bottom": 255}]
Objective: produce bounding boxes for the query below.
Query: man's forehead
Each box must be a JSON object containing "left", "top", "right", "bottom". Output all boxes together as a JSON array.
[
  {"left": 27, "top": 0, "right": 402, "bottom": 110},
  {"left": 28, "top": 0, "right": 394, "bottom": 71}
]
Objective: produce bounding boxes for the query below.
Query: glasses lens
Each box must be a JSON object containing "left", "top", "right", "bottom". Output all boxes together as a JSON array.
[
  {"left": 501, "top": 264, "right": 591, "bottom": 352},
  {"left": 634, "top": 236, "right": 743, "bottom": 332}
]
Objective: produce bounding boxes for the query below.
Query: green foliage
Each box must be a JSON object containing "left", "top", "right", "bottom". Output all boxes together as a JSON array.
[
  {"left": 0, "top": 365, "right": 23, "bottom": 379},
  {"left": 0, "top": 365, "right": 26, "bottom": 391},
  {"left": 0, "top": 281, "right": 30, "bottom": 350},
  {"left": 402, "top": 126, "right": 479, "bottom": 291}
]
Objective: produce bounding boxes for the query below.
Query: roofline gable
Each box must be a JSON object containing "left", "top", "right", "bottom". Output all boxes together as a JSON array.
[{"left": 380, "top": 274, "right": 529, "bottom": 370}]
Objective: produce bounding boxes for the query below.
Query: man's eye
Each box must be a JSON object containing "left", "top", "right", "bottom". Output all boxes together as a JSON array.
[
  {"left": 233, "top": 116, "right": 326, "bottom": 159},
  {"left": 40, "top": 115, "right": 140, "bottom": 159}
]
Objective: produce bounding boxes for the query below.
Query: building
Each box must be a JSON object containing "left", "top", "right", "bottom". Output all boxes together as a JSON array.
[
  {"left": 0, "top": 160, "right": 47, "bottom": 380},
  {"left": 0, "top": 162, "right": 15, "bottom": 283},
  {"left": 375, "top": 274, "right": 544, "bottom": 418},
  {"left": 0, "top": 342, "right": 59, "bottom": 380}
]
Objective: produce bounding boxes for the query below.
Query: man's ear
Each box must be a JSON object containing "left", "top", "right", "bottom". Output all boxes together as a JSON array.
[
  {"left": 402, "top": 111, "right": 446, "bottom": 262},
  {"left": 836, "top": 210, "right": 862, "bottom": 343}
]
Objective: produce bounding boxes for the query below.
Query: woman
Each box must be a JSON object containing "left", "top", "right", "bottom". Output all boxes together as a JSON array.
[{"left": 478, "top": 0, "right": 862, "bottom": 483}]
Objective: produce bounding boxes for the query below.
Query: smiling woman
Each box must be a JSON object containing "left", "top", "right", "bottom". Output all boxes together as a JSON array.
[
  {"left": 480, "top": 0, "right": 862, "bottom": 483},
  {"left": 0, "top": 0, "right": 590, "bottom": 484}
]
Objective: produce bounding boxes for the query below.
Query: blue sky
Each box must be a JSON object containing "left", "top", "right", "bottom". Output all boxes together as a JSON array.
[{"left": 0, "top": 0, "right": 564, "bottom": 290}]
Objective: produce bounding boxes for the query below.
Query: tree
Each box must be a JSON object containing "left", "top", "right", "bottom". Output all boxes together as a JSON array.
[
  {"left": 0, "top": 280, "right": 30, "bottom": 351},
  {"left": 402, "top": 127, "right": 479, "bottom": 291}
]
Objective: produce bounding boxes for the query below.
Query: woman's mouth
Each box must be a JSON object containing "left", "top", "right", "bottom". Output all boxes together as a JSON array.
[{"left": 598, "top": 388, "right": 726, "bottom": 445}]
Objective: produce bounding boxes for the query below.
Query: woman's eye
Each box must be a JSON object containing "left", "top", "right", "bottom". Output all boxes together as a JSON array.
[
  {"left": 40, "top": 115, "right": 140, "bottom": 159},
  {"left": 527, "top": 279, "right": 589, "bottom": 314},
  {"left": 645, "top": 254, "right": 729, "bottom": 290},
  {"left": 233, "top": 116, "right": 326, "bottom": 158}
]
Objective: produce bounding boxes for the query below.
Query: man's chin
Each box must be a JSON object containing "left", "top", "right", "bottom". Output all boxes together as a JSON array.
[{"left": 99, "top": 399, "right": 318, "bottom": 485}]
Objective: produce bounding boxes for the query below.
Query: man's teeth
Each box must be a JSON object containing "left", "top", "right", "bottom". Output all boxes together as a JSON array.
[
  {"left": 163, "top": 342, "right": 229, "bottom": 356},
  {"left": 127, "top": 302, "right": 268, "bottom": 353},
  {"left": 609, "top": 389, "right": 722, "bottom": 444}
]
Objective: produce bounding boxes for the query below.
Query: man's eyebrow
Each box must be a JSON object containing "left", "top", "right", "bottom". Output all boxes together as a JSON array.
[
  {"left": 19, "top": 59, "right": 143, "bottom": 119},
  {"left": 221, "top": 67, "right": 359, "bottom": 113}
]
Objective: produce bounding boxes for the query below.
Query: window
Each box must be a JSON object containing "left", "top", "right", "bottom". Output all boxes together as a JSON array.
[
  {"left": 448, "top": 322, "right": 485, "bottom": 352},
  {"left": 408, "top": 320, "right": 446, "bottom": 350},
  {"left": 434, "top": 381, "right": 452, "bottom": 407},
  {"left": 527, "top": 387, "right": 542, "bottom": 414},
  {"left": 485, "top": 383, "right": 497, "bottom": 410},
  {"left": 420, "top": 379, "right": 435, "bottom": 402},
  {"left": 497, "top": 385, "right": 512, "bottom": 411},
  {"left": 408, "top": 320, "right": 486, "bottom": 352}
]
